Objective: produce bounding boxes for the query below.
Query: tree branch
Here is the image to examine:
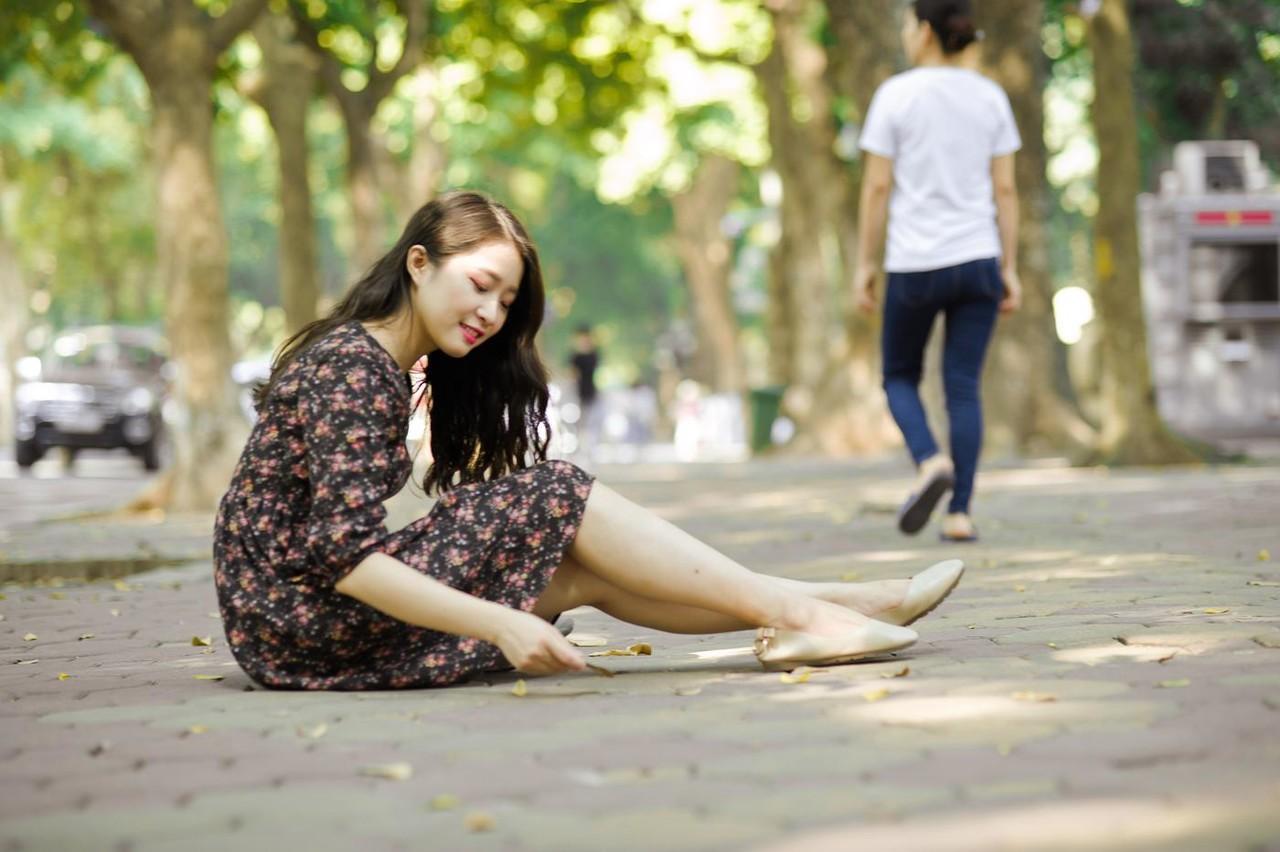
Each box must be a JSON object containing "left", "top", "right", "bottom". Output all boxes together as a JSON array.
[
  {"left": 85, "top": 0, "right": 161, "bottom": 71},
  {"left": 209, "top": 0, "right": 270, "bottom": 54},
  {"left": 287, "top": 0, "right": 356, "bottom": 109},
  {"left": 366, "top": 0, "right": 428, "bottom": 104}
]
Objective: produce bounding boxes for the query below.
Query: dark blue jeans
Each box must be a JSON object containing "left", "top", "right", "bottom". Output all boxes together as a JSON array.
[{"left": 882, "top": 257, "right": 1002, "bottom": 514}]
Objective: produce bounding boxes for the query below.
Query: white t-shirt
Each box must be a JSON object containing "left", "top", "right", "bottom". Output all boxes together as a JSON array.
[{"left": 860, "top": 67, "right": 1021, "bottom": 273}]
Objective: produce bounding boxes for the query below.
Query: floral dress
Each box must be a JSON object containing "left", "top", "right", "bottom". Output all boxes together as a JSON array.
[{"left": 213, "top": 322, "right": 594, "bottom": 690}]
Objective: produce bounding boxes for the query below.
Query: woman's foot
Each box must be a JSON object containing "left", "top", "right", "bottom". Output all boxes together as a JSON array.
[
  {"left": 940, "top": 512, "right": 978, "bottom": 542},
  {"left": 816, "top": 579, "right": 911, "bottom": 620},
  {"left": 897, "top": 454, "right": 955, "bottom": 535}
]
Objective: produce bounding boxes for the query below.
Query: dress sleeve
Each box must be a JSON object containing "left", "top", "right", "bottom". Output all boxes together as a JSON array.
[
  {"left": 859, "top": 82, "right": 897, "bottom": 159},
  {"left": 297, "top": 347, "right": 409, "bottom": 584}
]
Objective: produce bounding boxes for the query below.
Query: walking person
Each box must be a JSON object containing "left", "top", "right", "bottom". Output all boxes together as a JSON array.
[
  {"left": 567, "top": 324, "right": 602, "bottom": 460},
  {"left": 853, "top": 0, "right": 1023, "bottom": 542},
  {"left": 213, "top": 191, "right": 965, "bottom": 691}
]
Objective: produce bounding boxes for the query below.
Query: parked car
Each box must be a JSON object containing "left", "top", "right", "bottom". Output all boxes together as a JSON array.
[{"left": 13, "top": 326, "right": 168, "bottom": 471}]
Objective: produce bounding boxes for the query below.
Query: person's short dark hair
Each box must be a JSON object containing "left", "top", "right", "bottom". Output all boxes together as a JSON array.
[
  {"left": 575, "top": 324, "right": 592, "bottom": 336},
  {"left": 913, "top": 0, "right": 980, "bottom": 54}
]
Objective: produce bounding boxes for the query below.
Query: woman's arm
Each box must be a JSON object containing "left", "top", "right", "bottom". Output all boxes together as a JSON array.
[
  {"left": 991, "top": 153, "right": 1022, "bottom": 312},
  {"left": 853, "top": 152, "right": 894, "bottom": 313},
  {"left": 336, "top": 552, "right": 586, "bottom": 675}
]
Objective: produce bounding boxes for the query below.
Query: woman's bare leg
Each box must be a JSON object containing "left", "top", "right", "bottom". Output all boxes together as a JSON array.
[
  {"left": 534, "top": 556, "right": 753, "bottom": 634},
  {"left": 559, "top": 483, "right": 877, "bottom": 636}
]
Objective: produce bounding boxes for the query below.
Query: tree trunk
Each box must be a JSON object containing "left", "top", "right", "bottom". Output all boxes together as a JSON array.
[
  {"left": 799, "top": 0, "right": 903, "bottom": 454},
  {"left": 388, "top": 67, "right": 446, "bottom": 223},
  {"left": 755, "top": 1, "right": 841, "bottom": 418},
  {"left": 979, "top": 0, "right": 1095, "bottom": 456},
  {"left": 251, "top": 13, "right": 320, "bottom": 334},
  {"left": 1085, "top": 0, "right": 1195, "bottom": 464},
  {"left": 149, "top": 79, "right": 250, "bottom": 509},
  {"left": 0, "top": 192, "right": 26, "bottom": 447},
  {"left": 88, "top": 0, "right": 267, "bottom": 510},
  {"left": 341, "top": 98, "right": 386, "bottom": 276},
  {"left": 291, "top": 1, "right": 427, "bottom": 279},
  {"left": 670, "top": 155, "right": 744, "bottom": 393}
]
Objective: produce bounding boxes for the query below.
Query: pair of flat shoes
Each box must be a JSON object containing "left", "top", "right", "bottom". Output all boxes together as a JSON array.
[
  {"left": 897, "top": 467, "right": 955, "bottom": 535},
  {"left": 754, "top": 559, "right": 965, "bottom": 669}
]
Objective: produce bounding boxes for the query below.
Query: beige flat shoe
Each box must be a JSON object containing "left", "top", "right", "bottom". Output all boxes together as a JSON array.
[
  {"left": 754, "top": 621, "right": 918, "bottom": 669},
  {"left": 878, "top": 559, "right": 965, "bottom": 627}
]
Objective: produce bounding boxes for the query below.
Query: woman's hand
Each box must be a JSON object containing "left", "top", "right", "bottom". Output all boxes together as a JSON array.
[
  {"left": 853, "top": 264, "right": 880, "bottom": 314},
  {"left": 999, "top": 267, "right": 1023, "bottom": 313},
  {"left": 493, "top": 610, "right": 586, "bottom": 676}
]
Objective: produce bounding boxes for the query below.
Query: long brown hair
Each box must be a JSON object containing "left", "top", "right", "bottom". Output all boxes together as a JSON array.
[{"left": 255, "top": 190, "right": 551, "bottom": 493}]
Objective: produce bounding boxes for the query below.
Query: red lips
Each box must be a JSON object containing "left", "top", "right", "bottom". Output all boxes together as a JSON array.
[{"left": 460, "top": 323, "right": 483, "bottom": 345}]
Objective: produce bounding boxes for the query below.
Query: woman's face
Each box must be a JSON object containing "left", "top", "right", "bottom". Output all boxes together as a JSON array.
[{"left": 407, "top": 239, "right": 524, "bottom": 357}]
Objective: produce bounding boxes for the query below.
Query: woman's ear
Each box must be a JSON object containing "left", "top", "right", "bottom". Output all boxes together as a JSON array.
[{"left": 406, "top": 245, "right": 432, "bottom": 285}]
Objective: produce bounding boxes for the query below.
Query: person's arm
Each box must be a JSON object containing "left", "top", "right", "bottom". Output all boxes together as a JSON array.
[
  {"left": 335, "top": 553, "right": 585, "bottom": 675},
  {"left": 853, "top": 152, "right": 894, "bottom": 314},
  {"left": 991, "top": 152, "right": 1022, "bottom": 313}
]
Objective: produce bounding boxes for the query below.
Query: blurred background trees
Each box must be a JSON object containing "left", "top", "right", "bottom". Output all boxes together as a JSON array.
[{"left": 2, "top": 0, "right": 1278, "bottom": 508}]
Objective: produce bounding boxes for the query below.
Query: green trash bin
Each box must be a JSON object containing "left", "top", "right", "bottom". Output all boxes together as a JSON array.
[{"left": 747, "top": 386, "right": 786, "bottom": 454}]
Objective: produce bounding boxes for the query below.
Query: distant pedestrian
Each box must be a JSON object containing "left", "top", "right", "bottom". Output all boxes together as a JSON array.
[
  {"left": 852, "top": 0, "right": 1022, "bottom": 542},
  {"left": 568, "top": 325, "right": 602, "bottom": 458},
  {"left": 213, "top": 190, "right": 964, "bottom": 691}
]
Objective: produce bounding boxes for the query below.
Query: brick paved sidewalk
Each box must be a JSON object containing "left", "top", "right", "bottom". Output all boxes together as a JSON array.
[{"left": 2, "top": 458, "right": 1278, "bottom": 851}]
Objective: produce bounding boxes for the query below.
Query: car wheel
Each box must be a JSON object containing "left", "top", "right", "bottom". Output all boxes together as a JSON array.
[
  {"left": 141, "top": 436, "right": 162, "bottom": 472},
  {"left": 15, "top": 439, "right": 41, "bottom": 469}
]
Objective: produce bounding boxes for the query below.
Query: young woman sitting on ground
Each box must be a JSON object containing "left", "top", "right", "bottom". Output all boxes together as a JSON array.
[{"left": 213, "top": 191, "right": 964, "bottom": 690}]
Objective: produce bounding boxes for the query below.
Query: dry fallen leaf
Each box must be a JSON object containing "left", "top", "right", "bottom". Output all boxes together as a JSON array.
[
  {"left": 585, "top": 664, "right": 615, "bottom": 678},
  {"left": 1247, "top": 580, "right": 1280, "bottom": 587},
  {"left": 1202, "top": 607, "right": 1230, "bottom": 615},
  {"left": 863, "top": 687, "right": 891, "bottom": 702},
  {"left": 22, "top": 633, "right": 37, "bottom": 642},
  {"left": 78, "top": 633, "right": 94, "bottom": 641},
  {"left": 567, "top": 634, "right": 608, "bottom": 647},
  {"left": 1014, "top": 584, "right": 1027, "bottom": 593},
  {"left": 297, "top": 723, "right": 328, "bottom": 739},
  {"left": 192, "top": 674, "right": 224, "bottom": 681},
  {"left": 464, "top": 812, "right": 495, "bottom": 833},
  {"left": 1011, "top": 691, "right": 1056, "bottom": 703},
  {"left": 881, "top": 665, "right": 911, "bottom": 679},
  {"left": 673, "top": 686, "right": 703, "bottom": 696},
  {"left": 191, "top": 636, "right": 212, "bottom": 647},
  {"left": 1155, "top": 651, "right": 1178, "bottom": 664},
  {"left": 57, "top": 673, "right": 71, "bottom": 681},
  {"left": 1157, "top": 678, "right": 1191, "bottom": 689},
  {"left": 15, "top": 659, "right": 38, "bottom": 666},
  {"left": 50, "top": 592, "right": 65, "bottom": 600},
  {"left": 187, "top": 725, "right": 208, "bottom": 735},
  {"left": 511, "top": 679, "right": 528, "bottom": 697},
  {"left": 429, "top": 794, "right": 459, "bottom": 811},
  {"left": 779, "top": 667, "right": 816, "bottom": 684},
  {"left": 588, "top": 643, "right": 653, "bottom": 658},
  {"left": 109, "top": 609, "right": 120, "bottom": 617},
  {"left": 1259, "top": 549, "right": 1271, "bottom": 562},
  {"left": 1047, "top": 642, "right": 1059, "bottom": 649},
  {"left": 112, "top": 581, "right": 131, "bottom": 592},
  {"left": 361, "top": 762, "right": 413, "bottom": 781},
  {"left": 1251, "top": 634, "right": 1280, "bottom": 649}
]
